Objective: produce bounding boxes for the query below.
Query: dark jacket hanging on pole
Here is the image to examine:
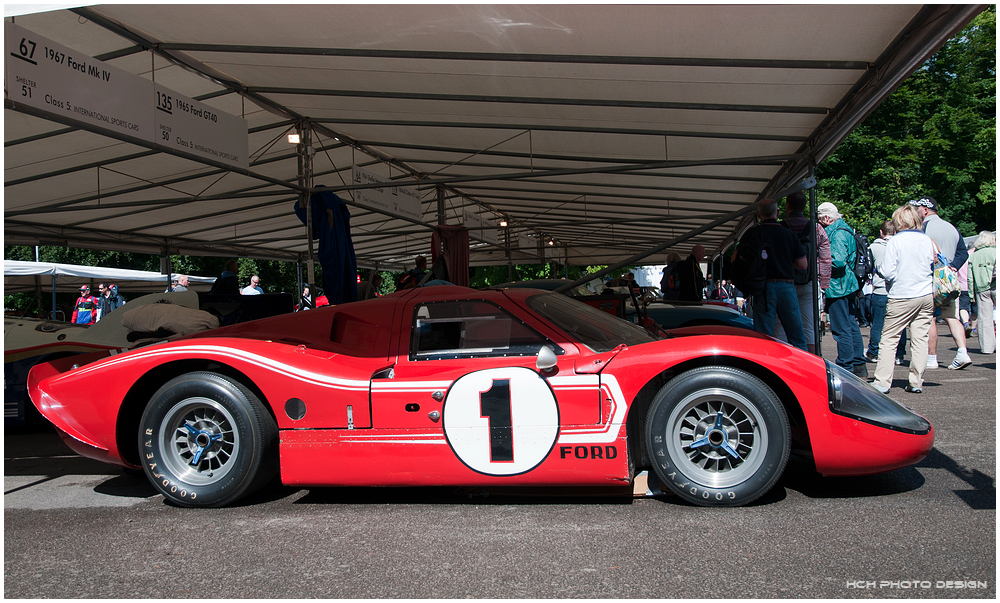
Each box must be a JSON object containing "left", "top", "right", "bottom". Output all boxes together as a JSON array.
[{"left": 294, "top": 188, "right": 358, "bottom": 304}]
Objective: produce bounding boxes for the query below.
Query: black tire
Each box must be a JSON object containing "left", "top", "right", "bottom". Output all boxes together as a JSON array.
[
  {"left": 644, "top": 366, "right": 789, "bottom": 507},
  {"left": 138, "top": 372, "right": 278, "bottom": 507}
]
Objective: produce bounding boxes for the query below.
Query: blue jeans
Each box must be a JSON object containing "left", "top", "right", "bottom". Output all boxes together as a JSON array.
[
  {"left": 828, "top": 294, "right": 866, "bottom": 370},
  {"left": 753, "top": 281, "right": 807, "bottom": 351},
  {"left": 868, "top": 293, "right": 907, "bottom": 359},
  {"left": 859, "top": 293, "right": 872, "bottom": 326}
]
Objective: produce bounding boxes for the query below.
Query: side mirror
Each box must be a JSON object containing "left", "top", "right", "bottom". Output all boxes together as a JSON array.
[{"left": 536, "top": 346, "right": 557, "bottom": 371}]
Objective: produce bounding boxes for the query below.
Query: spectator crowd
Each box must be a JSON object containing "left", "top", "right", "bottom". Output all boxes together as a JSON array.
[{"left": 667, "top": 194, "right": 995, "bottom": 395}]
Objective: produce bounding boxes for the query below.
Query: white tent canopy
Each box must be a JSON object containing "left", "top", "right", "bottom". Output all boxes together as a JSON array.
[
  {"left": 4, "top": 260, "right": 215, "bottom": 294},
  {"left": 4, "top": 5, "right": 985, "bottom": 269}
]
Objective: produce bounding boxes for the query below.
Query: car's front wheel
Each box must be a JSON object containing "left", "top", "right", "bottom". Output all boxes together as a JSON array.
[
  {"left": 138, "top": 371, "right": 277, "bottom": 507},
  {"left": 644, "top": 366, "right": 789, "bottom": 506}
]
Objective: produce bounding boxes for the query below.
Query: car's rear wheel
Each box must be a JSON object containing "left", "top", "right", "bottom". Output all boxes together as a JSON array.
[
  {"left": 644, "top": 366, "right": 789, "bottom": 506},
  {"left": 138, "top": 371, "right": 277, "bottom": 507}
]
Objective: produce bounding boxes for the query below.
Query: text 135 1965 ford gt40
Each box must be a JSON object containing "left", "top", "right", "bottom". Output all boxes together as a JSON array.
[{"left": 28, "top": 286, "right": 932, "bottom": 507}]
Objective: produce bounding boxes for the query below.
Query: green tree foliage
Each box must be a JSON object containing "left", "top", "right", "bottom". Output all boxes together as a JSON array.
[
  {"left": 468, "top": 263, "right": 614, "bottom": 289},
  {"left": 817, "top": 6, "right": 995, "bottom": 238}
]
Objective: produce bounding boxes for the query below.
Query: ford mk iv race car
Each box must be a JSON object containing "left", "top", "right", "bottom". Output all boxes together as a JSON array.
[{"left": 28, "top": 286, "right": 932, "bottom": 508}]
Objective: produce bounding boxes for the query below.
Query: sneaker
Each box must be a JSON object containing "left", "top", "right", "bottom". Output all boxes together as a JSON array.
[
  {"left": 964, "top": 322, "right": 972, "bottom": 338},
  {"left": 948, "top": 356, "right": 972, "bottom": 370},
  {"left": 864, "top": 351, "right": 878, "bottom": 363},
  {"left": 904, "top": 385, "right": 923, "bottom": 394},
  {"left": 853, "top": 364, "right": 869, "bottom": 379},
  {"left": 894, "top": 357, "right": 903, "bottom": 365},
  {"left": 926, "top": 357, "right": 939, "bottom": 369},
  {"left": 971, "top": 328, "right": 978, "bottom": 337},
  {"left": 871, "top": 382, "right": 890, "bottom": 394}
]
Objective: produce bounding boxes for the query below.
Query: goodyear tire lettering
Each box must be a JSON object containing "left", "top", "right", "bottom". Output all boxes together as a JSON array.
[
  {"left": 643, "top": 366, "right": 790, "bottom": 507},
  {"left": 137, "top": 371, "right": 278, "bottom": 507}
]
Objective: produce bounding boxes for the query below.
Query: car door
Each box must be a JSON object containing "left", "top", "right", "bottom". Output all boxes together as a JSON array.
[{"left": 370, "top": 297, "right": 602, "bottom": 478}]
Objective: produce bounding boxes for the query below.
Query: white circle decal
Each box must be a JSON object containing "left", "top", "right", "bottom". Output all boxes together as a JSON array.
[{"left": 443, "top": 367, "right": 559, "bottom": 476}]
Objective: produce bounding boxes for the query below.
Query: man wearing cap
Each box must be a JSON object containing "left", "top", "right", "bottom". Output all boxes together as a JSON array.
[
  {"left": 94, "top": 283, "right": 110, "bottom": 321},
  {"left": 71, "top": 285, "right": 99, "bottom": 325},
  {"left": 909, "top": 196, "right": 971, "bottom": 369},
  {"left": 818, "top": 201, "right": 868, "bottom": 378}
]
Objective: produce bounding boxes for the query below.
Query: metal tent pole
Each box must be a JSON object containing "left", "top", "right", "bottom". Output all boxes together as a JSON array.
[
  {"left": 809, "top": 167, "right": 821, "bottom": 355},
  {"left": 297, "top": 121, "right": 316, "bottom": 289},
  {"left": 296, "top": 261, "right": 303, "bottom": 309}
]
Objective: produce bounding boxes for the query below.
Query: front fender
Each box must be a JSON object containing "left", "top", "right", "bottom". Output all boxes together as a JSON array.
[{"left": 602, "top": 336, "right": 932, "bottom": 476}]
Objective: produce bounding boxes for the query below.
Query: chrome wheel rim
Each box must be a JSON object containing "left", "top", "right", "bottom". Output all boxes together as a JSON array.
[
  {"left": 159, "top": 397, "right": 240, "bottom": 486},
  {"left": 664, "top": 388, "right": 766, "bottom": 488}
]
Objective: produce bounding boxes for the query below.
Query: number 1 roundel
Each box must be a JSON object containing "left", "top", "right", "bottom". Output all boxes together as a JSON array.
[{"left": 443, "top": 367, "right": 559, "bottom": 476}]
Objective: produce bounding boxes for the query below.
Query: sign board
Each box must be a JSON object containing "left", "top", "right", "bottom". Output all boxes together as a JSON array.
[
  {"left": 351, "top": 166, "right": 423, "bottom": 221},
  {"left": 5, "top": 22, "right": 248, "bottom": 170},
  {"left": 483, "top": 225, "right": 499, "bottom": 245},
  {"left": 153, "top": 84, "right": 248, "bottom": 169},
  {"left": 6, "top": 21, "right": 154, "bottom": 141},
  {"left": 462, "top": 209, "right": 484, "bottom": 242},
  {"left": 519, "top": 232, "right": 537, "bottom": 257}
]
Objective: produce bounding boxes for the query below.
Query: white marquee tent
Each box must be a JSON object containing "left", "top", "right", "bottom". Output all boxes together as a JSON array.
[
  {"left": 4, "top": 259, "right": 215, "bottom": 294},
  {"left": 4, "top": 4, "right": 985, "bottom": 272}
]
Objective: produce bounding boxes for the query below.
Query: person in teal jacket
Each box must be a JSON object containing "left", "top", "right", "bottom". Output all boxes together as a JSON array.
[{"left": 818, "top": 202, "right": 867, "bottom": 377}]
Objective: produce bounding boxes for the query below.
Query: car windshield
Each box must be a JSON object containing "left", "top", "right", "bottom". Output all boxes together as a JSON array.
[{"left": 527, "top": 292, "right": 656, "bottom": 352}]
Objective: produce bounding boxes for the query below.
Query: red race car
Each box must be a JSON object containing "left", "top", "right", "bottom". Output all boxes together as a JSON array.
[{"left": 28, "top": 286, "right": 932, "bottom": 508}]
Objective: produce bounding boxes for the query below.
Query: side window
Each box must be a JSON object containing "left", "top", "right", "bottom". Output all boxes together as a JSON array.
[{"left": 410, "top": 300, "right": 559, "bottom": 360}]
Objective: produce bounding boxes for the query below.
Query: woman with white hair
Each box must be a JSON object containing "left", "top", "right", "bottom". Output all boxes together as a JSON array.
[
  {"left": 871, "top": 204, "right": 935, "bottom": 394},
  {"left": 970, "top": 230, "right": 996, "bottom": 354}
]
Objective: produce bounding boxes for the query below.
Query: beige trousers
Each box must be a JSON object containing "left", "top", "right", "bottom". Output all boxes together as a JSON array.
[
  {"left": 977, "top": 289, "right": 996, "bottom": 354},
  {"left": 873, "top": 294, "right": 933, "bottom": 390}
]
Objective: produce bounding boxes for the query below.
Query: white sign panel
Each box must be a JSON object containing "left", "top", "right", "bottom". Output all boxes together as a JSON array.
[
  {"left": 352, "top": 166, "right": 423, "bottom": 221},
  {"left": 6, "top": 21, "right": 154, "bottom": 141},
  {"left": 483, "top": 225, "right": 499, "bottom": 245},
  {"left": 5, "top": 23, "right": 249, "bottom": 170},
  {"left": 154, "top": 84, "right": 248, "bottom": 170},
  {"left": 519, "top": 232, "right": 537, "bottom": 257},
  {"left": 462, "top": 209, "right": 484, "bottom": 242}
]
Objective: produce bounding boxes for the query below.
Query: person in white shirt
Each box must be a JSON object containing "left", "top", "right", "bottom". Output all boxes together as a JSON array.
[
  {"left": 871, "top": 204, "right": 935, "bottom": 394},
  {"left": 241, "top": 275, "right": 263, "bottom": 295}
]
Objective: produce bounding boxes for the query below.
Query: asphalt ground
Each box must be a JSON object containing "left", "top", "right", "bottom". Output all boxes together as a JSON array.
[{"left": 4, "top": 324, "right": 995, "bottom": 599}]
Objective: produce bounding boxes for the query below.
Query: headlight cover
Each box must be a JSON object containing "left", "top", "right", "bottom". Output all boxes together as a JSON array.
[{"left": 826, "top": 361, "right": 931, "bottom": 435}]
